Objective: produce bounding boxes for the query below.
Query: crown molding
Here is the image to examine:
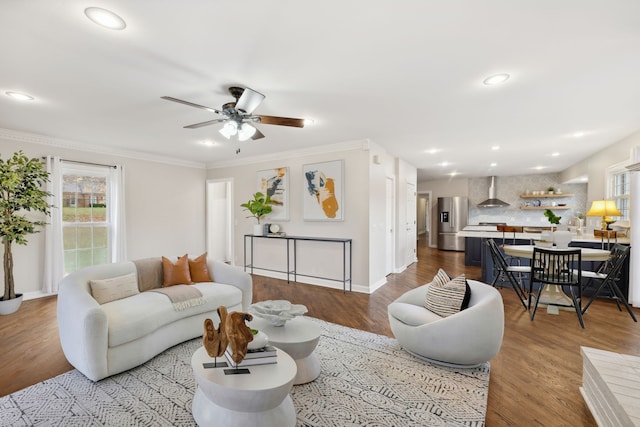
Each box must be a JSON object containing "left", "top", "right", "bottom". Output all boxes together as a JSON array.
[
  {"left": 0, "top": 127, "right": 206, "bottom": 169},
  {"left": 205, "top": 139, "right": 371, "bottom": 170}
]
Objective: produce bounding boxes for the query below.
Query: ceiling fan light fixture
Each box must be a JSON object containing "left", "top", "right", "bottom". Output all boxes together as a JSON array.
[
  {"left": 219, "top": 121, "right": 238, "bottom": 139},
  {"left": 84, "top": 7, "right": 127, "bottom": 30},
  {"left": 238, "top": 123, "right": 257, "bottom": 141}
]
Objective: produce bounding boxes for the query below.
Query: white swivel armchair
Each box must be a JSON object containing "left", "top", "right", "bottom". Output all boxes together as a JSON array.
[{"left": 388, "top": 280, "right": 504, "bottom": 367}]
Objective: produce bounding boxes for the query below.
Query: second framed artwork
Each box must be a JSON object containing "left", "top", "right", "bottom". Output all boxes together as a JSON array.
[
  {"left": 302, "top": 160, "right": 344, "bottom": 221},
  {"left": 257, "top": 167, "right": 289, "bottom": 221}
]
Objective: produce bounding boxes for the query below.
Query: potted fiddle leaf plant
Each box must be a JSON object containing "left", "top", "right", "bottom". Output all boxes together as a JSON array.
[
  {"left": 240, "top": 192, "right": 273, "bottom": 236},
  {"left": 0, "top": 151, "right": 51, "bottom": 315}
]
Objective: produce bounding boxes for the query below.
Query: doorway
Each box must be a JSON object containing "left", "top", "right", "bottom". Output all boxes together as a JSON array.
[
  {"left": 385, "top": 176, "right": 396, "bottom": 275},
  {"left": 417, "top": 191, "right": 432, "bottom": 247},
  {"left": 206, "top": 179, "right": 233, "bottom": 263}
]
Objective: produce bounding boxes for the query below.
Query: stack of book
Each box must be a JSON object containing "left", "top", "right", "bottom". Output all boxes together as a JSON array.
[{"left": 224, "top": 345, "right": 278, "bottom": 368}]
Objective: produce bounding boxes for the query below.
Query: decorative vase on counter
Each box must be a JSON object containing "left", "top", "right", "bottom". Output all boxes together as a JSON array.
[{"left": 253, "top": 224, "right": 264, "bottom": 236}]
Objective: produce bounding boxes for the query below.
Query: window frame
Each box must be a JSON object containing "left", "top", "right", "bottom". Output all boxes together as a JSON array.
[{"left": 60, "top": 163, "right": 113, "bottom": 275}]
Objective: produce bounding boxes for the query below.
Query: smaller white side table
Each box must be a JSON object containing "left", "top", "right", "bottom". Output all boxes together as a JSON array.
[
  {"left": 191, "top": 346, "right": 297, "bottom": 427},
  {"left": 250, "top": 316, "right": 322, "bottom": 385}
]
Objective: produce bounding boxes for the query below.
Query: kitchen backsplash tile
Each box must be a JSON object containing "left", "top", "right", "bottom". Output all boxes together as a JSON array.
[{"left": 468, "top": 174, "right": 588, "bottom": 226}]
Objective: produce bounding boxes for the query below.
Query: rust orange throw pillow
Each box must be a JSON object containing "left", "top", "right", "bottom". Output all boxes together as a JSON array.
[
  {"left": 162, "top": 254, "right": 193, "bottom": 287},
  {"left": 189, "top": 253, "right": 213, "bottom": 283}
]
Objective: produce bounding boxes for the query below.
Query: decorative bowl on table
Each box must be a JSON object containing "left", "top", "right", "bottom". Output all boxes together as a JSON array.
[{"left": 249, "top": 300, "right": 308, "bottom": 326}]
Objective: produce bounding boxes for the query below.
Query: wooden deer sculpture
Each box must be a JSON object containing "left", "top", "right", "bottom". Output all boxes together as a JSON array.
[
  {"left": 202, "top": 306, "right": 229, "bottom": 359},
  {"left": 225, "top": 311, "right": 254, "bottom": 365}
]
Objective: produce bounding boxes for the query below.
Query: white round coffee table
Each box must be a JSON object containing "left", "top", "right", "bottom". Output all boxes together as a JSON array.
[
  {"left": 249, "top": 316, "right": 321, "bottom": 385},
  {"left": 191, "top": 346, "right": 297, "bottom": 427}
]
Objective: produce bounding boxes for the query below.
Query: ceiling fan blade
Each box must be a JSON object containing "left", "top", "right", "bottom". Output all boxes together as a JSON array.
[
  {"left": 184, "top": 118, "right": 227, "bottom": 129},
  {"left": 235, "top": 87, "right": 265, "bottom": 114},
  {"left": 161, "top": 96, "right": 220, "bottom": 114},
  {"left": 251, "top": 128, "right": 265, "bottom": 140},
  {"left": 256, "top": 115, "right": 305, "bottom": 128}
]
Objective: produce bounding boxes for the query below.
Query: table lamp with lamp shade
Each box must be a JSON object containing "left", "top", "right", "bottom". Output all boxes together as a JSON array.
[
  {"left": 586, "top": 200, "right": 622, "bottom": 230},
  {"left": 586, "top": 200, "right": 622, "bottom": 249}
]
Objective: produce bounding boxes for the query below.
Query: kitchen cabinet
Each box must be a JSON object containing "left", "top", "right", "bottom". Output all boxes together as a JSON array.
[{"left": 464, "top": 237, "right": 483, "bottom": 266}]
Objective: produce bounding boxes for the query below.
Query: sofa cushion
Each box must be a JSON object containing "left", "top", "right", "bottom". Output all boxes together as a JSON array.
[
  {"left": 102, "top": 282, "right": 243, "bottom": 347},
  {"left": 388, "top": 302, "right": 444, "bottom": 326},
  {"left": 90, "top": 273, "right": 139, "bottom": 304},
  {"left": 133, "top": 257, "right": 163, "bottom": 291},
  {"left": 424, "top": 274, "right": 471, "bottom": 317},
  {"left": 162, "top": 254, "right": 192, "bottom": 287},
  {"left": 189, "top": 253, "right": 212, "bottom": 283}
]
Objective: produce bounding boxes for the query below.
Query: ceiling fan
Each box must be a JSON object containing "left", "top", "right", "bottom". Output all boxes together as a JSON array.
[{"left": 161, "top": 86, "right": 305, "bottom": 141}]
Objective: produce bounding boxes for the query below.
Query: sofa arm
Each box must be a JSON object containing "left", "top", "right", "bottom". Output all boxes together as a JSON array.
[
  {"left": 56, "top": 262, "right": 136, "bottom": 381},
  {"left": 57, "top": 274, "right": 109, "bottom": 381},
  {"left": 210, "top": 260, "right": 253, "bottom": 310}
]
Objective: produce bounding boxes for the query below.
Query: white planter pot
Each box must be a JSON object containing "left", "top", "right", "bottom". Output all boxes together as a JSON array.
[
  {"left": 0, "top": 293, "right": 23, "bottom": 315},
  {"left": 253, "top": 224, "right": 264, "bottom": 236}
]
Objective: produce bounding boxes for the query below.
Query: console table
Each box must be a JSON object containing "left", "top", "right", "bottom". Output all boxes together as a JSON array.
[{"left": 243, "top": 234, "right": 353, "bottom": 292}]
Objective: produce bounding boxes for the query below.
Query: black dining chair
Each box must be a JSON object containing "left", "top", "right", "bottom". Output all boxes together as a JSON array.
[
  {"left": 486, "top": 239, "right": 529, "bottom": 309},
  {"left": 581, "top": 244, "right": 636, "bottom": 322},
  {"left": 529, "top": 247, "right": 584, "bottom": 327}
]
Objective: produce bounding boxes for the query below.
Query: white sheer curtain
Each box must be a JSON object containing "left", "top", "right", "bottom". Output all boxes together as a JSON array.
[
  {"left": 43, "top": 156, "right": 64, "bottom": 294},
  {"left": 110, "top": 164, "right": 127, "bottom": 262}
]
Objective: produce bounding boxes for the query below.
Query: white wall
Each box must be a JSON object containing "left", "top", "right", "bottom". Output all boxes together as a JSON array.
[
  {"left": 207, "top": 142, "right": 372, "bottom": 292},
  {"left": 561, "top": 129, "right": 640, "bottom": 201},
  {"left": 0, "top": 135, "right": 207, "bottom": 298},
  {"left": 206, "top": 140, "right": 414, "bottom": 293}
]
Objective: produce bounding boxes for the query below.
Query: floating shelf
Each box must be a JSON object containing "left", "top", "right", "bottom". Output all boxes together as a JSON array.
[
  {"left": 519, "top": 206, "right": 571, "bottom": 210},
  {"left": 520, "top": 194, "right": 574, "bottom": 198}
]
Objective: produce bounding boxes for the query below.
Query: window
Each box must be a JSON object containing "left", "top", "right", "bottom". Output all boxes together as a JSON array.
[
  {"left": 61, "top": 164, "right": 111, "bottom": 275},
  {"left": 607, "top": 162, "right": 631, "bottom": 221}
]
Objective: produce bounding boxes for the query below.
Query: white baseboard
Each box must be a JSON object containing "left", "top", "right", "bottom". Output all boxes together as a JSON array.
[
  {"left": 23, "top": 290, "right": 56, "bottom": 301},
  {"left": 247, "top": 268, "right": 370, "bottom": 293}
]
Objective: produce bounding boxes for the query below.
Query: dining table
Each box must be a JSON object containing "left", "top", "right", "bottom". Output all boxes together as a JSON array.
[{"left": 501, "top": 244, "right": 611, "bottom": 315}]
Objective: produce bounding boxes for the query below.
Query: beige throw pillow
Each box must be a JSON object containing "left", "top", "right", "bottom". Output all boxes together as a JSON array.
[
  {"left": 90, "top": 273, "right": 139, "bottom": 304},
  {"left": 424, "top": 269, "right": 471, "bottom": 317}
]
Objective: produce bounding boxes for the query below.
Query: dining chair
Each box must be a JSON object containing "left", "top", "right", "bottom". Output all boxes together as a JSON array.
[
  {"left": 529, "top": 247, "right": 584, "bottom": 327},
  {"left": 486, "top": 239, "right": 529, "bottom": 309},
  {"left": 581, "top": 244, "right": 636, "bottom": 322}
]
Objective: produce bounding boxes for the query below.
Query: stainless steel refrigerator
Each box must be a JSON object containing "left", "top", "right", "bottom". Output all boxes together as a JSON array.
[{"left": 437, "top": 197, "right": 468, "bottom": 251}]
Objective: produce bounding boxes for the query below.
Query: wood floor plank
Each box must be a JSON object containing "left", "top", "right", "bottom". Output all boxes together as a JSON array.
[{"left": 2, "top": 235, "right": 639, "bottom": 426}]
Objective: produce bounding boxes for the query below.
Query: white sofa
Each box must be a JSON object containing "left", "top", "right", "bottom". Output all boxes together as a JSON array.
[
  {"left": 387, "top": 279, "right": 504, "bottom": 367},
  {"left": 57, "top": 258, "right": 252, "bottom": 381}
]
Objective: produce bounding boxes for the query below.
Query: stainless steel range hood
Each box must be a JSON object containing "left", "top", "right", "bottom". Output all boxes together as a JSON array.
[{"left": 478, "top": 176, "right": 510, "bottom": 208}]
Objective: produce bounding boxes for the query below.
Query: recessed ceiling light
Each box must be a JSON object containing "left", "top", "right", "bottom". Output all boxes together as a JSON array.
[
  {"left": 490, "top": 162, "right": 497, "bottom": 167},
  {"left": 551, "top": 152, "right": 560, "bottom": 157},
  {"left": 84, "top": 7, "right": 127, "bottom": 30},
  {"left": 533, "top": 166, "right": 547, "bottom": 171},
  {"left": 425, "top": 148, "right": 441, "bottom": 154},
  {"left": 491, "top": 145, "right": 500, "bottom": 151},
  {"left": 449, "top": 172, "right": 459, "bottom": 177},
  {"left": 199, "top": 140, "right": 217, "bottom": 147},
  {"left": 483, "top": 74, "right": 510, "bottom": 85},
  {"left": 5, "top": 91, "right": 34, "bottom": 101},
  {"left": 572, "top": 131, "right": 585, "bottom": 138},
  {"left": 440, "top": 161, "right": 449, "bottom": 167}
]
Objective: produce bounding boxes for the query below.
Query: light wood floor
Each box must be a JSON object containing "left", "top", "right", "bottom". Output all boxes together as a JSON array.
[{"left": 2, "top": 235, "right": 640, "bottom": 426}]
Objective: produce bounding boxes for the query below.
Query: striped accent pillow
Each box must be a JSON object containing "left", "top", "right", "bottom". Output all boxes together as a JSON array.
[{"left": 424, "top": 273, "right": 471, "bottom": 317}]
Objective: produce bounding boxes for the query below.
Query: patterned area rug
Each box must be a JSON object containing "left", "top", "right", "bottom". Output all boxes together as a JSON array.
[{"left": 1, "top": 318, "right": 489, "bottom": 426}]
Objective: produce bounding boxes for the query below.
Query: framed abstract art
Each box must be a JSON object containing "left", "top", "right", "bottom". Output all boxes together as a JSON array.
[
  {"left": 257, "top": 167, "right": 289, "bottom": 221},
  {"left": 302, "top": 160, "right": 344, "bottom": 221}
]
